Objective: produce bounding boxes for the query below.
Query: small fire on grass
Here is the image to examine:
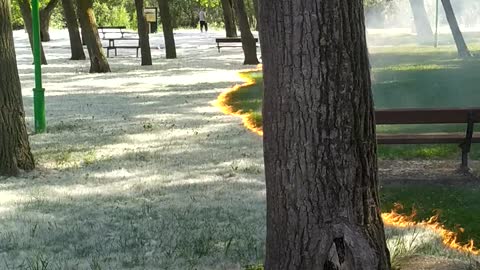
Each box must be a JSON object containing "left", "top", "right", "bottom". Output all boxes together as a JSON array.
[
  {"left": 382, "top": 203, "right": 479, "bottom": 255},
  {"left": 214, "top": 64, "right": 263, "bottom": 136}
]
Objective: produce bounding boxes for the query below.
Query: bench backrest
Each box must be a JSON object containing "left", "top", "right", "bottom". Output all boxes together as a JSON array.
[
  {"left": 375, "top": 108, "right": 480, "bottom": 124},
  {"left": 98, "top": 26, "right": 126, "bottom": 30},
  {"left": 216, "top": 37, "right": 259, "bottom": 42}
]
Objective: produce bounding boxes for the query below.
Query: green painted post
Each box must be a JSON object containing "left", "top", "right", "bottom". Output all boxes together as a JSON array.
[{"left": 31, "top": 0, "right": 46, "bottom": 133}]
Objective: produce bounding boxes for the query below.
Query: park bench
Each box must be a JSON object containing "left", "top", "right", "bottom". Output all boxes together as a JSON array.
[
  {"left": 104, "top": 38, "right": 140, "bottom": 57},
  {"left": 375, "top": 108, "right": 480, "bottom": 170},
  {"left": 98, "top": 26, "right": 129, "bottom": 39},
  {"left": 215, "top": 37, "right": 259, "bottom": 52}
]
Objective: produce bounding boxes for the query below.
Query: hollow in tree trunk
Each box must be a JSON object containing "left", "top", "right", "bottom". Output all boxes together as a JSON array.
[
  {"left": 441, "top": 0, "right": 471, "bottom": 58},
  {"left": 135, "top": 0, "right": 152, "bottom": 65},
  {"left": 61, "top": 0, "right": 85, "bottom": 60},
  {"left": 233, "top": 0, "right": 258, "bottom": 65},
  {"left": 259, "top": 0, "right": 391, "bottom": 269},
  {"left": 0, "top": 0, "right": 35, "bottom": 176},
  {"left": 158, "top": 0, "right": 176, "bottom": 59},
  {"left": 409, "top": 0, "right": 433, "bottom": 43},
  {"left": 220, "top": 0, "right": 237, "bottom": 37},
  {"left": 76, "top": 0, "right": 110, "bottom": 73},
  {"left": 18, "top": 0, "right": 48, "bottom": 64},
  {"left": 39, "top": 0, "right": 59, "bottom": 42}
]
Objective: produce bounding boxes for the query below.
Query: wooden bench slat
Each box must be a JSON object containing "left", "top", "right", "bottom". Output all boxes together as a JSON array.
[
  {"left": 377, "top": 133, "right": 480, "bottom": 144},
  {"left": 376, "top": 108, "right": 480, "bottom": 124},
  {"left": 215, "top": 37, "right": 259, "bottom": 42}
]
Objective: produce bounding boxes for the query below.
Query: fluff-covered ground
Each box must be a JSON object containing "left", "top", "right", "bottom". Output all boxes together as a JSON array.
[
  {"left": 0, "top": 29, "right": 479, "bottom": 269},
  {"left": 1, "top": 29, "right": 265, "bottom": 269}
]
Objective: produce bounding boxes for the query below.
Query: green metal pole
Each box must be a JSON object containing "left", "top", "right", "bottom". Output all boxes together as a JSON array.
[
  {"left": 434, "top": 0, "right": 439, "bottom": 48},
  {"left": 31, "top": 0, "right": 46, "bottom": 133}
]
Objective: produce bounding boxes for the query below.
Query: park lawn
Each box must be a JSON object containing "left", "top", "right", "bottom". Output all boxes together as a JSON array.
[
  {"left": 380, "top": 185, "right": 480, "bottom": 244},
  {"left": 225, "top": 46, "right": 480, "bottom": 160}
]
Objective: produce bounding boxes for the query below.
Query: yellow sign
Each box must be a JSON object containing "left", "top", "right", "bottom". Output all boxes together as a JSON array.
[{"left": 144, "top": 8, "right": 156, "bottom": 22}]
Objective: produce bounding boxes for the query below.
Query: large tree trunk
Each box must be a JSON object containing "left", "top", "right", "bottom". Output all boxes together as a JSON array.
[
  {"left": 61, "top": 0, "right": 85, "bottom": 60},
  {"left": 409, "top": 0, "right": 434, "bottom": 43},
  {"left": 0, "top": 0, "right": 35, "bottom": 176},
  {"left": 158, "top": 0, "right": 176, "bottom": 59},
  {"left": 259, "top": 0, "right": 391, "bottom": 269},
  {"left": 441, "top": 0, "right": 471, "bottom": 58},
  {"left": 39, "top": 0, "right": 59, "bottom": 42},
  {"left": 135, "top": 0, "right": 152, "bottom": 65},
  {"left": 233, "top": 0, "right": 258, "bottom": 65},
  {"left": 18, "top": 0, "right": 48, "bottom": 65},
  {"left": 76, "top": 0, "right": 110, "bottom": 73},
  {"left": 220, "top": 0, "right": 237, "bottom": 37}
]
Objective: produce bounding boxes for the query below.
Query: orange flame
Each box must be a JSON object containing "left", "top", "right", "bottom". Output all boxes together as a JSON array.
[
  {"left": 215, "top": 66, "right": 479, "bottom": 256},
  {"left": 382, "top": 203, "right": 479, "bottom": 255},
  {"left": 214, "top": 64, "right": 264, "bottom": 136}
]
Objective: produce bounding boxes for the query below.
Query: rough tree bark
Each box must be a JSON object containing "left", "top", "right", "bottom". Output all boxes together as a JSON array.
[
  {"left": 441, "top": 0, "right": 471, "bottom": 58},
  {"left": 76, "top": 0, "right": 110, "bottom": 73},
  {"left": 39, "top": 0, "right": 59, "bottom": 42},
  {"left": 158, "top": 0, "right": 176, "bottom": 59},
  {"left": 409, "top": 0, "right": 433, "bottom": 43},
  {"left": 61, "top": 0, "right": 85, "bottom": 60},
  {"left": 0, "top": 0, "right": 35, "bottom": 176},
  {"left": 259, "top": 0, "right": 391, "bottom": 269},
  {"left": 220, "top": 0, "right": 237, "bottom": 37},
  {"left": 134, "top": 0, "right": 152, "bottom": 65},
  {"left": 233, "top": 0, "right": 258, "bottom": 65},
  {"left": 18, "top": 0, "right": 48, "bottom": 64}
]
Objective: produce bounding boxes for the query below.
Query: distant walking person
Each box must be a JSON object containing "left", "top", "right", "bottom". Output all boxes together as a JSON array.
[{"left": 199, "top": 9, "right": 208, "bottom": 32}]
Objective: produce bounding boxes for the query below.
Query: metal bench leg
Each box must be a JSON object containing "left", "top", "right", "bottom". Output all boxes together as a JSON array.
[
  {"left": 107, "top": 48, "right": 110, "bottom": 58},
  {"left": 217, "top": 43, "right": 220, "bottom": 53},
  {"left": 136, "top": 48, "right": 139, "bottom": 58},
  {"left": 115, "top": 48, "right": 117, "bottom": 56},
  {"left": 460, "top": 112, "right": 474, "bottom": 172}
]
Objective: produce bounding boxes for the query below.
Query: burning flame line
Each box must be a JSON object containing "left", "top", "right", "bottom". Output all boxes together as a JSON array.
[
  {"left": 213, "top": 64, "right": 263, "bottom": 136},
  {"left": 382, "top": 203, "right": 479, "bottom": 255},
  {"left": 214, "top": 65, "right": 479, "bottom": 256}
]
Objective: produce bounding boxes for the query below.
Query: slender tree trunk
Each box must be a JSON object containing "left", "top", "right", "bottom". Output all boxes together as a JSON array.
[
  {"left": 61, "top": 0, "right": 85, "bottom": 60},
  {"left": 0, "top": 0, "right": 35, "bottom": 176},
  {"left": 135, "top": 0, "right": 152, "bottom": 65},
  {"left": 80, "top": 25, "right": 86, "bottom": 45},
  {"left": 76, "top": 0, "right": 110, "bottom": 73},
  {"left": 441, "top": 0, "right": 471, "bottom": 58},
  {"left": 252, "top": 0, "right": 259, "bottom": 31},
  {"left": 39, "top": 0, "right": 59, "bottom": 42},
  {"left": 158, "top": 0, "right": 176, "bottom": 59},
  {"left": 233, "top": 0, "right": 258, "bottom": 65},
  {"left": 259, "top": 0, "right": 391, "bottom": 269},
  {"left": 18, "top": 0, "right": 48, "bottom": 64},
  {"left": 220, "top": 0, "right": 237, "bottom": 37},
  {"left": 409, "top": 0, "right": 433, "bottom": 43}
]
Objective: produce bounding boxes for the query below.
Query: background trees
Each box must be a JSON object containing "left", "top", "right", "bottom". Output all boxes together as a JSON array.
[
  {"left": 76, "top": 0, "right": 111, "bottom": 73},
  {"left": 135, "top": 0, "right": 152, "bottom": 65},
  {"left": 158, "top": 0, "right": 176, "bottom": 59},
  {"left": 61, "top": 0, "right": 85, "bottom": 60},
  {"left": 259, "top": 0, "right": 391, "bottom": 268},
  {"left": 0, "top": 0, "right": 35, "bottom": 176},
  {"left": 233, "top": 0, "right": 258, "bottom": 65}
]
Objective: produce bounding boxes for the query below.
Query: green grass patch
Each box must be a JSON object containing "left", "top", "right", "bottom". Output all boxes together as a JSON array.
[
  {"left": 380, "top": 185, "right": 480, "bottom": 244},
  {"left": 224, "top": 46, "right": 480, "bottom": 160}
]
